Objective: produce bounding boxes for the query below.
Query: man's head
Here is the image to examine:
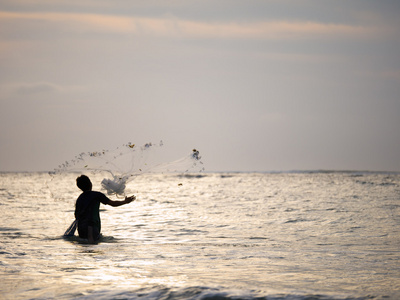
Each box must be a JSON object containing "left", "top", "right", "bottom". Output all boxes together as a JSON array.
[{"left": 76, "top": 175, "right": 92, "bottom": 192}]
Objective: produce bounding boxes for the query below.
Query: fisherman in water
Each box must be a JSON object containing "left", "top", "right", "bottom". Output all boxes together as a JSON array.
[{"left": 74, "top": 175, "right": 135, "bottom": 243}]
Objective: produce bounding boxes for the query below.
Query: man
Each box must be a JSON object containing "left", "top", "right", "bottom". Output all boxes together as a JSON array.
[{"left": 75, "top": 175, "right": 135, "bottom": 243}]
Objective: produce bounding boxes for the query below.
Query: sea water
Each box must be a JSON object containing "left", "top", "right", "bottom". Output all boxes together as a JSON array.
[{"left": 1, "top": 172, "right": 399, "bottom": 299}]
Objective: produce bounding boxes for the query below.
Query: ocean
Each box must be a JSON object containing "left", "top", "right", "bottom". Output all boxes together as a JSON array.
[{"left": 1, "top": 171, "right": 399, "bottom": 299}]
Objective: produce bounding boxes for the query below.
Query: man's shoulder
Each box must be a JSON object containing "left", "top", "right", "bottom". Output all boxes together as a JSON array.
[
  {"left": 78, "top": 191, "right": 108, "bottom": 201},
  {"left": 92, "top": 191, "right": 110, "bottom": 204},
  {"left": 91, "top": 191, "right": 104, "bottom": 196}
]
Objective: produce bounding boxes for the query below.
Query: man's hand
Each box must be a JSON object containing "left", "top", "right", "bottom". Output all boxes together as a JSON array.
[
  {"left": 125, "top": 195, "right": 136, "bottom": 204},
  {"left": 108, "top": 195, "right": 136, "bottom": 207}
]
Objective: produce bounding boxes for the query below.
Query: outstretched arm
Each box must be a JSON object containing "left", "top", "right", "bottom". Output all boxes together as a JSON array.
[{"left": 107, "top": 195, "right": 136, "bottom": 207}]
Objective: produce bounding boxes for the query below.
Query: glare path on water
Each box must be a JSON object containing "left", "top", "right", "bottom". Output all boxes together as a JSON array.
[{"left": 1, "top": 172, "right": 400, "bottom": 299}]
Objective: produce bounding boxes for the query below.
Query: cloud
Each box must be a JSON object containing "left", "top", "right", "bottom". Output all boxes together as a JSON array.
[
  {"left": 15, "top": 82, "right": 62, "bottom": 95},
  {"left": 0, "top": 11, "right": 378, "bottom": 40},
  {"left": 355, "top": 68, "right": 400, "bottom": 84},
  {"left": 0, "top": 82, "right": 87, "bottom": 100},
  {"left": 176, "top": 20, "right": 374, "bottom": 40}
]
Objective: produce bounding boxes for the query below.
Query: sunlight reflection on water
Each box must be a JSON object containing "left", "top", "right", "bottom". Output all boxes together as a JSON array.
[{"left": 1, "top": 172, "right": 399, "bottom": 299}]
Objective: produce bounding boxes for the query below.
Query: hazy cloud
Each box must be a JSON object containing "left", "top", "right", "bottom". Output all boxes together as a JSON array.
[
  {"left": 15, "top": 82, "right": 62, "bottom": 95},
  {"left": 0, "top": 11, "right": 379, "bottom": 40}
]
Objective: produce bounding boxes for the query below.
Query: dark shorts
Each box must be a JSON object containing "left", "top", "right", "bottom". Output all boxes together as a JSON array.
[{"left": 77, "top": 221, "right": 100, "bottom": 241}]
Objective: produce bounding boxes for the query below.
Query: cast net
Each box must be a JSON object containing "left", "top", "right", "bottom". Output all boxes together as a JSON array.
[{"left": 50, "top": 141, "right": 204, "bottom": 196}]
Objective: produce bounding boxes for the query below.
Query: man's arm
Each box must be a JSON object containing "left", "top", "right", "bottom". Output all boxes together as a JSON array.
[{"left": 107, "top": 195, "right": 136, "bottom": 207}]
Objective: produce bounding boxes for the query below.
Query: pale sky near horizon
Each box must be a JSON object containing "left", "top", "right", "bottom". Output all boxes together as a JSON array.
[{"left": 0, "top": 0, "right": 399, "bottom": 172}]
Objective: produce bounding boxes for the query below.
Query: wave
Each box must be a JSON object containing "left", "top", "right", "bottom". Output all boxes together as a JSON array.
[{"left": 66, "top": 285, "right": 375, "bottom": 300}]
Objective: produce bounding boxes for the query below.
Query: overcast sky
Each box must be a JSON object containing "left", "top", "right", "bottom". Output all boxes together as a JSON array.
[{"left": 0, "top": 0, "right": 399, "bottom": 172}]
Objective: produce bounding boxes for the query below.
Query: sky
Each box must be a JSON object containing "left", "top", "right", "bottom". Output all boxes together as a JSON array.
[{"left": 0, "top": 0, "right": 399, "bottom": 172}]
